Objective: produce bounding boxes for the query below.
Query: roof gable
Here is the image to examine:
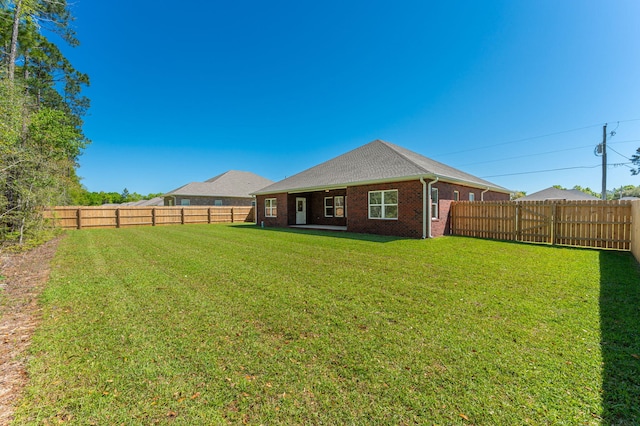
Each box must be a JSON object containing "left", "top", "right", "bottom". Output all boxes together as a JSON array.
[{"left": 255, "top": 140, "right": 508, "bottom": 194}]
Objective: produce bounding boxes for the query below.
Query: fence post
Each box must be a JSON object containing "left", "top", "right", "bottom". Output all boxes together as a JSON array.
[
  {"left": 231, "top": 208, "right": 235, "bottom": 223},
  {"left": 181, "top": 208, "right": 185, "bottom": 225},
  {"left": 152, "top": 208, "right": 156, "bottom": 226},
  {"left": 449, "top": 203, "right": 454, "bottom": 235},
  {"left": 208, "top": 208, "right": 212, "bottom": 224},
  {"left": 116, "top": 208, "right": 121, "bottom": 228},
  {"left": 551, "top": 202, "right": 557, "bottom": 245},
  {"left": 77, "top": 208, "right": 82, "bottom": 230},
  {"left": 515, "top": 204, "right": 521, "bottom": 241}
]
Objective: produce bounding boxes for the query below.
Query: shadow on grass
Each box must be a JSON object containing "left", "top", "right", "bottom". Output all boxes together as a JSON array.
[
  {"left": 599, "top": 250, "right": 640, "bottom": 423},
  {"left": 238, "top": 224, "right": 407, "bottom": 243}
]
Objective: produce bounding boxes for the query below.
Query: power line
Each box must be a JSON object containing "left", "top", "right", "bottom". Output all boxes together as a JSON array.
[
  {"left": 457, "top": 139, "right": 640, "bottom": 168},
  {"left": 458, "top": 144, "right": 593, "bottom": 167},
  {"left": 436, "top": 118, "right": 640, "bottom": 158},
  {"left": 607, "top": 145, "right": 631, "bottom": 161},
  {"left": 436, "top": 123, "right": 605, "bottom": 157},
  {"left": 480, "top": 163, "right": 631, "bottom": 179},
  {"left": 609, "top": 139, "right": 640, "bottom": 145}
]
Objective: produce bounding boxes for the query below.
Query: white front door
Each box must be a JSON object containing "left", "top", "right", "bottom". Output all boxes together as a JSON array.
[{"left": 295, "top": 197, "right": 307, "bottom": 224}]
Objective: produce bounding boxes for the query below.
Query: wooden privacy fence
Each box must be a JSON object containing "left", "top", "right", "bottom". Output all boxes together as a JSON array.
[
  {"left": 450, "top": 200, "right": 633, "bottom": 251},
  {"left": 44, "top": 206, "right": 255, "bottom": 230}
]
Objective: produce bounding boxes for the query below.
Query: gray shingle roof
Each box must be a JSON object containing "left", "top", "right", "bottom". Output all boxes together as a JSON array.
[
  {"left": 514, "top": 187, "right": 601, "bottom": 201},
  {"left": 121, "top": 197, "right": 165, "bottom": 206},
  {"left": 164, "top": 170, "right": 274, "bottom": 198},
  {"left": 254, "top": 140, "right": 509, "bottom": 194}
]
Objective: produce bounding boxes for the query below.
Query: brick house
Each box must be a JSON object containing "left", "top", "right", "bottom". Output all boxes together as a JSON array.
[
  {"left": 163, "top": 170, "right": 273, "bottom": 207},
  {"left": 253, "top": 140, "right": 510, "bottom": 238}
]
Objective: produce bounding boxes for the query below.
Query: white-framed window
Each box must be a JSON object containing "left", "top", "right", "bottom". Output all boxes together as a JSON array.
[
  {"left": 469, "top": 193, "right": 475, "bottom": 201},
  {"left": 265, "top": 198, "right": 277, "bottom": 217},
  {"left": 369, "top": 190, "right": 398, "bottom": 219},
  {"left": 431, "top": 188, "right": 439, "bottom": 219},
  {"left": 335, "top": 196, "right": 345, "bottom": 217},
  {"left": 453, "top": 190, "right": 459, "bottom": 201},
  {"left": 214, "top": 199, "right": 223, "bottom": 206},
  {"left": 324, "top": 197, "right": 334, "bottom": 217},
  {"left": 181, "top": 199, "right": 191, "bottom": 206}
]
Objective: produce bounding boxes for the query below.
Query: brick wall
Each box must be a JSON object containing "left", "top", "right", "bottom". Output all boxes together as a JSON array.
[
  {"left": 309, "top": 190, "right": 347, "bottom": 226},
  {"left": 432, "top": 182, "right": 509, "bottom": 236},
  {"left": 256, "top": 180, "right": 510, "bottom": 238},
  {"left": 435, "top": 183, "right": 508, "bottom": 203},
  {"left": 346, "top": 180, "right": 509, "bottom": 238},
  {"left": 256, "top": 193, "right": 288, "bottom": 227},
  {"left": 346, "top": 181, "right": 424, "bottom": 238}
]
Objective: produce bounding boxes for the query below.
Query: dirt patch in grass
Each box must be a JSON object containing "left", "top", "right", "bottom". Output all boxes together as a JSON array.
[{"left": 0, "top": 238, "right": 59, "bottom": 425}]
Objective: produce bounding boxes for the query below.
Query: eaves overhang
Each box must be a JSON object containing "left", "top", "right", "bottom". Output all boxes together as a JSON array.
[
  {"left": 163, "top": 194, "right": 252, "bottom": 198},
  {"left": 252, "top": 174, "right": 511, "bottom": 196}
]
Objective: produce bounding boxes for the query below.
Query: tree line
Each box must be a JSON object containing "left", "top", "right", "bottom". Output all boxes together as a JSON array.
[
  {"left": 1, "top": 0, "right": 88, "bottom": 245},
  {"left": 73, "top": 189, "right": 164, "bottom": 206}
]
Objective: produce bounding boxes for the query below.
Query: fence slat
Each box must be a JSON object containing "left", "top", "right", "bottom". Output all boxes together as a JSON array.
[
  {"left": 44, "top": 206, "right": 255, "bottom": 230},
  {"left": 450, "top": 200, "right": 632, "bottom": 251}
]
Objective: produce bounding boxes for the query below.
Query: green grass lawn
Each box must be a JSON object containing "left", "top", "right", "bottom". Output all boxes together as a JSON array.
[{"left": 12, "top": 224, "right": 640, "bottom": 425}]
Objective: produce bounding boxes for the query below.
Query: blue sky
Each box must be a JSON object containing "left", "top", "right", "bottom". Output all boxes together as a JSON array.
[{"left": 66, "top": 0, "right": 640, "bottom": 196}]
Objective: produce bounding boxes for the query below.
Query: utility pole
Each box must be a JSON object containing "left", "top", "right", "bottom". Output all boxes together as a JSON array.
[{"left": 601, "top": 124, "right": 607, "bottom": 200}]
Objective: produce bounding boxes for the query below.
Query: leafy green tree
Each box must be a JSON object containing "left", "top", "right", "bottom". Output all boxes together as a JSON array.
[
  {"left": 510, "top": 190, "right": 526, "bottom": 200},
  {"left": 0, "top": 0, "right": 89, "bottom": 245},
  {"left": 68, "top": 189, "right": 166, "bottom": 206},
  {"left": 571, "top": 185, "right": 599, "bottom": 198},
  {"left": 631, "top": 148, "right": 640, "bottom": 176},
  {"left": 0, "top": 80, "right": 26, "bottom": 232},
  {"left": 1, "top": 93, "right": 86, "bottom": 242},
  {"left": 1, "top": 1, "right": 90, "bottom": 123},
  {"left": 611, "top": 184, "right": 640, "bottom": 199},
  {"left": 3, "top": 0, "right": 79, "bottom": 79},
  {"left": 551, "top": 185, "right": 602, "bottom": 198}
]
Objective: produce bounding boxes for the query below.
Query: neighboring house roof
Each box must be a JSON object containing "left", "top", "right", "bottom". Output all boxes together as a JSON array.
[
  {"left": 253, "top": 139, "right": 509, "bottom": 195},
  {"left": 121, "top": 197, "right": 164, "bottom": 207},
  {"left": 164, "top": 170, "right": 274, "bottom": 198},
  {"left": 515, "top": 187, "right": 601, "bottom": 201},
  {"left": 620, "top": 196, "right": 640, "bottom": 200}
]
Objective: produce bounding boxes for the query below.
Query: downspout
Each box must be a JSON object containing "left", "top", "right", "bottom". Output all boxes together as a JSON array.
[
  {"left": 253, "top": 195, "right": 258, "bottom": 225},
  {"left": 420, "top": 177, "right": 427, "bottom": 239},
  {"left": 481, "top": 187, "right": 490, "bottom": 201},
  {"left": 428, "top": 177, "right": 439, "bottom": 238},
  {"left": 421, "top": 176, "right": 439, "bottom": 238}
]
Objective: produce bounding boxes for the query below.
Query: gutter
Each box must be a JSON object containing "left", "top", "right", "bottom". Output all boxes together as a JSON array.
[
  {"left": 420, "top": 177, "right": 427, "bottom": 239},
  {"left": 253, "top": 195, "right": 258, "bottom": 225},
  {"left": 252, "top": 175, "right": 511, "bottom": 197}
]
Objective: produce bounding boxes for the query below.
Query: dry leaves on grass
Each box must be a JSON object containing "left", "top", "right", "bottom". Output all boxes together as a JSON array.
[{"left": 0, "top": 238, "right": 60, "bottom": 425}]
